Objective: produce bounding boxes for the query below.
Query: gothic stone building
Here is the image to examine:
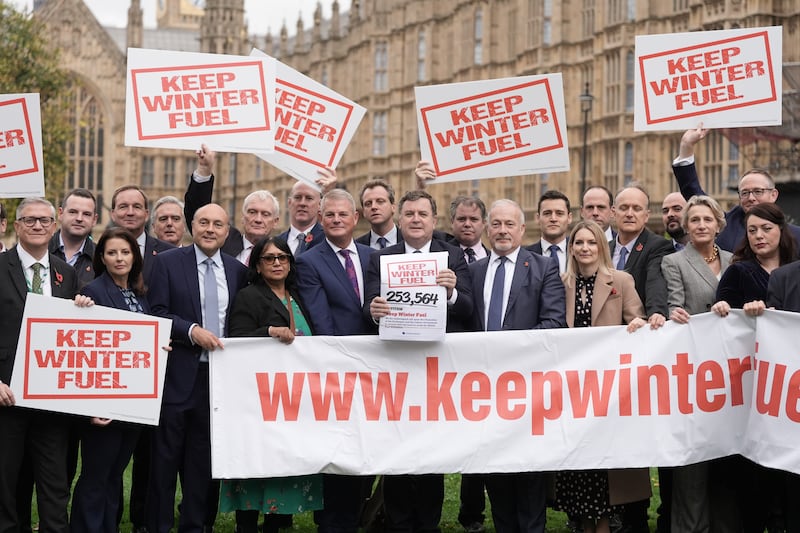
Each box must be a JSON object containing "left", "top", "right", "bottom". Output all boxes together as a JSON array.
[{"left": 33, "top": 0, "right": 800, "bottom": 238}]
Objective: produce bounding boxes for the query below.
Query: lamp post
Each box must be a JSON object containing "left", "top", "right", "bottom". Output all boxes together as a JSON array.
[{"left": 579, "top": 82, "right": 594, "bottom": 196}]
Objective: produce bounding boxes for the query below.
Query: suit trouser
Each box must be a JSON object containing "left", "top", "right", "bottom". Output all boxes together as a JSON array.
[
  {"left": 0, "top": 407, "right": 70, "bottom": 533},
  {"left": 70, "top": 422, "right": 140, "bottom": 533},
  {"left": 146, "top": 366, "right": 213, "bottom": 533},
  {"left": 313, "top": 474, "right": 373, "bottom": 533},
  {"left": 670, "top": 462, "right": 709, "bottom": 533},
  {"left": 383, "top": 474, "right": 444, "bottom": 533},
  {"left": 485, "top": 472, "right": 546, "bottom": 533},
  {"left": 458, "top": 474, "right": 487, "bottom": 527}
]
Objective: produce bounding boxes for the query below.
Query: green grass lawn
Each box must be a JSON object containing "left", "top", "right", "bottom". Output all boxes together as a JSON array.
[{"left": 41, "top": 468, "right": 663, "bottom": 532}]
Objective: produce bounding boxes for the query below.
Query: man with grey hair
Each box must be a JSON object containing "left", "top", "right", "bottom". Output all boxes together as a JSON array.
[
  {"left": 0, "top": 197, "right": 79, "bottom": 532},
  {"left": 469, "top": 199, "right": 566, "bottom": 533},
  {"left": 151, "top": 196, "right": 187, "bottom": 247},
  {"left": 295, "top": 188, "right": 375, "bottom": 533},
  {"left": 184, "top": 145, "right": 282, "bottom": 264}
]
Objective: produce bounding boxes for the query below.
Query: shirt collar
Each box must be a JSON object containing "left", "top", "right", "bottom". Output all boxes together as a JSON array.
[
  {"left": 404, "top": 240, "right": 432, "bottom": 254},
  {"left": 16, "top": 244, "right": 50, "bottom": 269},
  {"left": 488, "top": 246, "right": 521, "bottom": 265},
  {"left": 327, "top": 239, "right": 357, "bottom": 255},
  {"left": 194, "top": 244, "right": 223, "bottom": 266}
]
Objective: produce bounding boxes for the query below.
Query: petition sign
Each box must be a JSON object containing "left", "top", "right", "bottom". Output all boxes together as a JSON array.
[
  {"left": 0, "top": 93, "right": 44, "bottom": 197},
  {"left": 635, "top": 26, "right": 782, "bottom": 130},
  {"left": 415, "top": 75, "right": 568, "bottom": 183},
  {"left": 125, "top": 48, "right": 276, "bottom": 152},
  {"left": 10, "top": 295, "right": 171, "bottom": 425}
]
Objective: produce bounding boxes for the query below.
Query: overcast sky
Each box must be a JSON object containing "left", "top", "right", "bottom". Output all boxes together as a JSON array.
[{"left": 9, "top": 0, "right": 350, "bottom": 36}]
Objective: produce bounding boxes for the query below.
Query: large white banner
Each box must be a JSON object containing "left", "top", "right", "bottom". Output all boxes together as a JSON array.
[{"left": 211, "top": 310, "right": 800, "bottom": 478}]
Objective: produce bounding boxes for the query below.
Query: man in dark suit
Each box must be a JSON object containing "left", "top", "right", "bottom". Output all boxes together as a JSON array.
[
  {"left": 0, "top": 202, "right": 7, "bottom": 252},
  {"left": 145, "top": 203, "right": 248, "bottom": 533},
  {"left": 580, "top": 185, "right": 616, "bottom": 242},
  {"left": 110, "top": 185, "right": 174, "bottom": 279},
  {"left": 366, "top": 189, "right": 473, "bottom": 532},
  {"left": 526, "top": 190, "right": 572, "bottom": 274},
  {"left": 671, "top": 125, "right": 800, "bottom": 252},
  {"left": 0, "top": 198, "right": 79, "bottom": 533},
  {"left": 48, "top": 188, "right": 97, "bottom": 288},
  {"left": 356, "top": 178, "right": 403, "bottom": 250},
  {"left": 448, "top": 196, "right": 489, "bottom": 266},
  {"left": 609, "top": 185, "right": 673, "bottom": 533},
  {"left": 184, "top": 145, "right": 282, "bottom": 263},
  {"left": 277, "top": 180, "right": 326, "bottom": 256},
  {"left": 295, "top": 189, "right": 375, "bottom": 532},
  {"left": 470, "top": 199, "right": 566, "bottom": 533}
]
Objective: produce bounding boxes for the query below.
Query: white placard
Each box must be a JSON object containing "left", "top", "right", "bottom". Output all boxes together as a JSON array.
[
  {"left": 10, "top": 294, "right": 172, "bottom": 425},
  {"left": 378, "top": 252, "right": 448, "bottom": 341},
  {"left": 125, "top": 48, "right": 276, "bottom": 153},
  {"left": 250, "top": 49, "right": 366, "bottom": 190},
  {"left": 0, "top": 93, "right": 44, "bottom": 198},
  {"left": 634, "top": 26, "right": 782, "bottom": 131},
  {"left": 415, "top": 75, "right": 569, "bottom": 183}
]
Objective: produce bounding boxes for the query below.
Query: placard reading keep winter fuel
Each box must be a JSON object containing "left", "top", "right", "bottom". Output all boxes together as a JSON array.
[
  {"left": 415, "top": 75, "right": 569, "bottom": 183},
  {"left": 634, "top": 26, "right": 782, "bottom": 131}
]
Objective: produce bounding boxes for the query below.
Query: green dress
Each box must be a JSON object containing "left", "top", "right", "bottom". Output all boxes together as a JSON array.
[{"left": 218, "top": 297, "right": 323, "bottom": 514}]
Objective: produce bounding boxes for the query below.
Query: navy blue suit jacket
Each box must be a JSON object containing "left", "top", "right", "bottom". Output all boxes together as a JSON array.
[
  {"left": 469, "top": 247, "right": 566, "bottom": 331},
  {"left": 364, "top": 239, "right": 474, "bottom": 332},
  {"left": 295, "top": 241, "right": 375, "bottom": 335},
  {"left": 147, "top": 246, "right": 247, "bottom": 404},
  {"left": 673, "top": 162, "right": 800, "bottom": 251},
  {"left": 277, "top": 222, "right": 325, "bottom": 252},
  {"left": 767, "top": 261, "right": 800, "bottom": 312},
  {"left": 80, "top": 272, "right": 152, "bottom": 315},
  {"left": 142, "top": 235, "right": 175, "bottom": 281}
]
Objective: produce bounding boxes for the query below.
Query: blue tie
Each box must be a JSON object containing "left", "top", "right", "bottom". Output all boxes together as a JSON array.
[
  {"left": 202, "top": 258, "right": 219, "bottom": 362},
  {"left": 296, "top": 233, "right": 308, "bottom": 255},
  {"left": 487, "top": 256, "right": 507, "bottom": 331},
  {"left": 616, "top": 246, "right": 628, "bottom": 270},
  {"left": 464, "top": 247, "right": 476, "bottom": 263},
  {"left": 548, "top": 244, "right": 559, "bottom": 259},
  {"left": 377, "top": 236, "right": 388, "bottom": 249}
]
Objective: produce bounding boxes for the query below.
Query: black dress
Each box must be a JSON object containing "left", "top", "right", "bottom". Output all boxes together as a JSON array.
[{"left": 554, "top": 274, "right": 622, "bottom": 520}]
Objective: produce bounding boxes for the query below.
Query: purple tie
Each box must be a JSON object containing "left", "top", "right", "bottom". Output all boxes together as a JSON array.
[{"left": 340, "top": 249, "right": 361, "bottom": 302}]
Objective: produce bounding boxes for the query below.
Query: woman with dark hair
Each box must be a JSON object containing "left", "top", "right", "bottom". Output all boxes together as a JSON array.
[
  {"left": 70, "top": 227, "right": 151, "bottom": 533},
  {"left": 709, "top": 202, "right": 798, "bottom": 533},
  {"left": 219, "top": 236, "right": 322, "bottom": 533}
]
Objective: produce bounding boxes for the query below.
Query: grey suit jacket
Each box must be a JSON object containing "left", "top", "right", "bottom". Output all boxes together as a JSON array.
[{"left": 661, "top": 242, "right": 733, "bottom": 315}]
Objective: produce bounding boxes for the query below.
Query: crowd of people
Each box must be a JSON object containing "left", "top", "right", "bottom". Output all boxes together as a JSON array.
[{"left": 1, "top": 124, "right": 800, "bottom": 533}]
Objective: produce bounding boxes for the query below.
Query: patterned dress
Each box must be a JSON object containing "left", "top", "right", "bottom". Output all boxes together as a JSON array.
[
  {"left": 554, "top": 273, "right": 622, "bottom": 520},
  {"left": 218, "top": 302, "right": 323, "bottom": 514}
]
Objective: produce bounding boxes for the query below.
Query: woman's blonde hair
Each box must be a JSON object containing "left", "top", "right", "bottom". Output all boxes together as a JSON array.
[
  {"left": 682, "top": 195, "right": 726, "bottom": 232},
  {"left": 563, "top": 220, "right": 614, "bottom": 285}
]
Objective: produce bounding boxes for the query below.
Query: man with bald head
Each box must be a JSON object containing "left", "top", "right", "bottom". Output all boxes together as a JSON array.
[
  {"left": 672, "top": 124, "right": 800, "bottom": 251},
  {"left": 145, "top": 203, "right": 248, "bottom": 533}
]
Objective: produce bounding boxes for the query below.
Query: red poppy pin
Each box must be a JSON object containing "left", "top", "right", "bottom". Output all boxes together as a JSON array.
[
  {"left": 54, "top": 270, "right": 63, "bottom": 286},
  {"left": 635, "top": 243, "right": 643, "bottom": 252},
  {"left": 152, "top": 250, "right": 158, "bottom": 256},
  {"left": 610, "top": 287, "right": 617, "bottom": 295},
  {"left": 305, "top": 233, "right": 314, "bottom": 244},
  {"left": 523, "top": 261, "right": 529, "bottom": 267}
]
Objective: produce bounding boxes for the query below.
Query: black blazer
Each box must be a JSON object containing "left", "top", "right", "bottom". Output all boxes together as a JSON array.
[
  {"left": 609, "top": 229, "right": 674, "bottom": 318},
  {"left": 364, "top": 239, "right": 474, "bottom": 332},
  {"left": 0, "top": 249, "right": 78, "bottom": 383},
  {"left": 229, "top": 283, "right": 313, "bottom": 337},
  {"left": 48, "top": 230, "right": 96, "bottom": 289},
  {"left": 767, "top": 261, "right": 800, "bottom": 312},
  {"left": 79, "top": 271, "right": 152, "bottom": 315},
  {"left": 277, "top": 222, "right": 325, "bottom": 252},
  {"left": 143, "top": 235, "right": 175, "bottom": 281}
]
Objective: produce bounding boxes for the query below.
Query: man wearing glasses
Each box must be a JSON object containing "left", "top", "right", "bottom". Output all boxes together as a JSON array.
[
  {"left": 0, "top": 198, "right": 79, "bottom": 532},
  {"left": 672, "top": 124, "right": 800, "bottom": 252}
]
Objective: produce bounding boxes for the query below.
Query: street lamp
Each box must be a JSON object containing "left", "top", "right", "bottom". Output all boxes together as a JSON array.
[{"left": 579, "top": 82, "right": 594, "bottom": 196}]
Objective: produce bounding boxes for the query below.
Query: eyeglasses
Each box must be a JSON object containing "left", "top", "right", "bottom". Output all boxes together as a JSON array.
[
  {"left": 18, "top": 216, "right": 55, "bottom": 228},
  {"left": 738, "top": 188, "right": 774, "bottom": 199},
  {"left": 260, "top": 254, "right": 291, "bottom": 264}
]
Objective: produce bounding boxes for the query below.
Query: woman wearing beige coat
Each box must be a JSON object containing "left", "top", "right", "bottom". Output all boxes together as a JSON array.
[
  {"left": 660, "top": 195, "right": 731, "bottom": 533},
  {"left": 555, "top": 220, "right": 651, "bottom": 533}
]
